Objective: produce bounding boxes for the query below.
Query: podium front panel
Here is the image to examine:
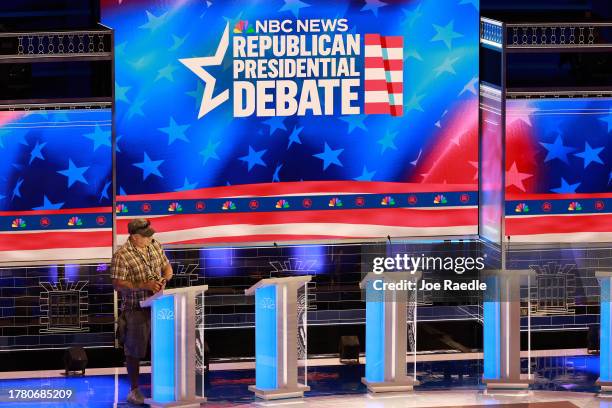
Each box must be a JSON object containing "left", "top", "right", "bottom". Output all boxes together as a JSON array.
[
  {"left": 365, "top": 281, "right": 385, "bottom": 383},
  {"left": 483, "top": 276, "right": 501, "bottom": 380},
  {"left": 255, "top": 285, "right": 278, "bottom": 390},
  {"left": 152, "top": 295, "right": 176, "bottom": 402}
]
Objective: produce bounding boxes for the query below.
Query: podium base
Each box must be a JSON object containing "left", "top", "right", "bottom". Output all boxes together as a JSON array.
[
  {"left": 483, "top": 376, "right": 533, "bottom": 394},
  {"left": 361, "top": 377, "right": 420, "bottom": 393},
  {"left": 144, "top": 397, "right": 206, "bottom": 408},
  {"left": 248, "top": 385, "right": 310, "bottom": 400},
  {"left": 596, "top": 378, "right": 612, "bottom": 396}
]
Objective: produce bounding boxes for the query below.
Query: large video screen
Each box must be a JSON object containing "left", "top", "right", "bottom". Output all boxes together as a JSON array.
[
  {"left": 505, "top": 98, "right": 612, "bottom": 242},
  {"left": 0, "top": 109, "right": 113, "bottom": 263},
  {"left": 102, "top": 0, "right": 480, "bottom": 244}
]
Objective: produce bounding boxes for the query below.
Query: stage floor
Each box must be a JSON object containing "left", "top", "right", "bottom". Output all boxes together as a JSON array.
[{"left": 0, "top": 350, "right": 605, "bottom": 407}]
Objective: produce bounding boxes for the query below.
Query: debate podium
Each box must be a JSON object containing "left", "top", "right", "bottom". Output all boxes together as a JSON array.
[
  {"left": 245, "top": 276, "right": 312, "bottom": 400},
  {"left": 140, "top": 285, "right": 209, "bottom": 408},
  {"left": 360, "top": 272, "right": 420, "bottom": 393}
]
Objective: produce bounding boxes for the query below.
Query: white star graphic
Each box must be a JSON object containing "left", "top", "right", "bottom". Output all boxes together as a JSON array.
[{"left": 179, "top": 23, "right": 230, "bottom": 118}]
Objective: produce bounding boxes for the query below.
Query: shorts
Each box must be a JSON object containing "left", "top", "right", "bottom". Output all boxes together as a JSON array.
[{"left": 120, "top": 308, "right": 151, "bottom": 359}]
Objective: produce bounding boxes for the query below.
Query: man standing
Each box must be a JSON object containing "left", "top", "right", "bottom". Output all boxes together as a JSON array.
[{"left": 111, "top": 218, "right": 173, "bottom": 405}]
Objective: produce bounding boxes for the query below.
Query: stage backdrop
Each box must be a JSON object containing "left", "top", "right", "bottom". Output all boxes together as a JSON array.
[
  {"left": 0, "top": 110, "right": 113, "bottom": 263},
  {"left": 505, "top": 98, "right": 612, "bottom": 242},
  {"left": 102, "top": 0, "right": 480, "bottom": 245}
]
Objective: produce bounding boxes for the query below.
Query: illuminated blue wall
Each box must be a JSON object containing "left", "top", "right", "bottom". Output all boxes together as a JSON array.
[
  {"left": 255, "top": 285, "right": 278, "bottom": 389},
  {"left": 365, "top": 281, "right": 385, "bottom": 382},
  {"left": 152, "top": 295, "right": 176, "bottom": 402}
]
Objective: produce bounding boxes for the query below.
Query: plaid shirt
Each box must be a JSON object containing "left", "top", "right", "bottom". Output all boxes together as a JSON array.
[{"left": 110, "top": 238, "right": 170, "bottom": 310}]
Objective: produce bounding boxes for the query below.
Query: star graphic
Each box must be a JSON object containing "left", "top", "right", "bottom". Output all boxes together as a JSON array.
[
  {"left": 180, "top": 23, "right": 230, "bottom": 118},
  {"left": 459, "top": 76, "right": 478, "bottom": 96},
  {"left": 139, "top": 10, "right": 168, "bottom": 31},
  {"left": 599, "top": 110, "right": 612, "bottom": 132},
  {"left": 175, "top": 177, "right": 198, "bottom": 192},
  {"left": 57, "top": 159, "right": 89, "bottom": 187},
  {"left": 574, "top": 141, "right": 604, "bottom": 168},
  {"left": 0, "top": 193, "right": 5, "bottom": 201},
  {"left": 468, "top": 160, "right": 479, "bottom": 180},
  {"left": 263, "top": 116, "right": 287, "bottom": 136},
  {"left": 127, "top": 98, "right": 146, "bottom": 119},
  {"left": 115, "top": 41, "right": 127, "bottom": 57},
  {"left": 119, "top": 186, "right": 127, "bottom": 196},
  {"left": 505, "top": 162, "right": 532, "bottom": 192},
  {"left": 411, "top": 149, "right": 423, "bottom": 166},
  {"left": 169, "top": 33, "right": 189, "bottom": 51},
  {"left": 159, "top": 117, "right": 190, "bottom": 145},
  {"left": 33, "top": 195, "right": 64, "bottom": 210},
  {"left": 99, "top": 180, "right": 111, "bottom": 202},
  {"left": 405, "top": 49, "right": 423, "bottom": 61},
  {"left": 459, "top": 0, "right": 478, "bottom": 9},
  {"left": 434, "top": 56, "right": 460, "bottom": 76},
  {"left": 609, "top": 171, "right": 612, "bottom": 184},
  {"left": 129, "top": 54, "right": 155, "bottom": 70},
  {"left": 313, "top": 142, "right": 344, "bottom": 170},
  {"left": 133, "top": 152, "right": 164, "bottom": 180},
  {"left": 115, "top": 82, "right": 131, "bottom": 103},
  {"left": 11, "top": 178, "right": 24, "bottom": 200},
  {"left": 272, "top": 164, "right": 283, "bottom": 182},
  {"left": 340, "top": 114, "right": 367, "bottom": 134},
  {"left": 29, "top": 141, "right": 47, "bottom": 164},
  {"left": 354, "top": 166, "right": 376, "bottom": 181},
  {"left": 186, "top": 81, "right": 204, "bottom": 110},
  {"left": 506, "top": 100, "right": 537, "bottom": 127},
  {"left": 361, "top": 0, "right": 387, "bottom": 17},
  {"left": 287, "top": 126, "right": 303, "bottom": 149},
  {"left": 0, "top": 129, "right": 27, "bottom": 147},
  {"left": 401, "top": 4, "right": 422, "bottom": 28},
  {"left": 240, "top": 146, "right": 267, "bottom": 171},
  {"left": 84, "top": 125, "right": 111, "bottom": 151},
  {"left": 155, "top": 63, "right": 179, "bottom": 82},
  {"left": 378, "top": 130, "right": 398, "bottom": 154},
  {"left": 279, "top": 0, "right": 311, "bottom": 17},
  {"left": 200, "top": 139, "right": 221, "bottom": 165},
  {"left": 405, "top": 93, "right": 425, "bottom": 112},
  {"left": 431, "top": 20, "right": 463, "bottom": 50},
  {"left": 551, "top": 177, "right": 581, "bottom": 194},
  {"left": 540, "top": 135, "right": 576, "bottom": 164}
]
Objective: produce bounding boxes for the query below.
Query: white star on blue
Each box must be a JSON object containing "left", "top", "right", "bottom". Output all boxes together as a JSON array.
[
  {"left": 239, "top": 146, "right": 267, "bottom": 171},
  {"left": 159, "top": 117, "right": 190, "bottom": 145},
  {"left": 540, "top": 135, "right": 576, "bottom": 164},
  {"left": 313, "top": 142, "right": 344, "bottom": 170},
  {"left": 574, "top": 141, "right": 604, "bottom": 168},
  {"left": 599, "top": 110, "right": 612, "bottom": 132},
  {"left": 354, "top": 166, "right": 376, "bottom": 181},
  {"left": 551, "top": 177, "right": 581, "bottom": 194},
  {"left": 272, "top": 164, "right": 283, "bottom": 182},
  {"left": 279, "top": 0, "right": 310, "bottom": 17},
  {"left": 139, "top": 10, "right": 168, "bottom": 31},
  {"left": 340, "top": 115, "right": 367, "bottom": 134},
  {"left": 11, "top": 178, "right": 24, "bottom": 200},
  {"left": 459, "top": 0, "right": 478, "bottom": 9},
  {"left": 116, "top": 82, "right": 131, "bottom": 103},
  {"left": 133, "top": 152, "right": 164, "bottom": 180},
  {"left": 431, "top": 20, "right": 463, "bottom": 50},
  {"left": 33, "top": 195, "right": 64, "bottom": 210},
  {"left": 84, "top": 125, "right": 111, "bottom": 151},
  {"left": 263, "top": 116, "right": 287, "bottom": 136},
  {"left": 287, "top": 126, "right": 303, "bottom": 149},
  {"left": 175, "top": 177, "right": 198, "bottom": 192},
  {"left": 57, "top": 159, "right": 89, "bottom": 187},
  {"left": 361, "top": 0, "right": 387, "bottom": 17},
  {"left": 29, "top": 141, "right": 47, "bottom": 164}
]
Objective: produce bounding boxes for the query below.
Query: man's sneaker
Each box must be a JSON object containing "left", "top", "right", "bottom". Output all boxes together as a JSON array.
[{"left": 127, "top": 388, "right": 145, "bottom": 405}]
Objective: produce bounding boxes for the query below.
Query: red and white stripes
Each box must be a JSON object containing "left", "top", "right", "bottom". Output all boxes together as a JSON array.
[{"left": 364, "top": 34, "right": 404, "bottom": 116}]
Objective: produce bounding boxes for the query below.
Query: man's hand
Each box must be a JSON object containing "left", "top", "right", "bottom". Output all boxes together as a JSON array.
[{"left": 140, "top": 280, "right": 163, "bottom": 293}]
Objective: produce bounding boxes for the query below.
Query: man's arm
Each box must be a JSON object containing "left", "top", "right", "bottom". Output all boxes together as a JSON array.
[
  {"left": 162, "top": 262, "right": 173, "bottom": 281},
  {"left": 113, "top": 278, "right": 161, "bottom": 293}
]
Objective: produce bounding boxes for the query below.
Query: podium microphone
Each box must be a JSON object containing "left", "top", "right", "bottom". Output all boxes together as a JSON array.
[{"left": 387, "top": 235, "right": 391, "bottom": 243}]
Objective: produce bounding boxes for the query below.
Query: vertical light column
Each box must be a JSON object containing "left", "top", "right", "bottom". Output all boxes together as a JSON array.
[
  {"left": 255, "top": 285, "right": 278, "bottom": 390},
  {"left": 151, "top": 295, "right": 176, "bottom": 403},
  {"left": 597, "top": 272, "right": 612, "bottom": 393}
]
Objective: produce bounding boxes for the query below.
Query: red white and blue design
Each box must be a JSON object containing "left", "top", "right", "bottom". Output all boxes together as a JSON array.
[
  {"left": 504, "top": 98, "right": 611, "bottom": 242},
  {"left": 103, "top": 0, "right": 481, "bottom": 245}
]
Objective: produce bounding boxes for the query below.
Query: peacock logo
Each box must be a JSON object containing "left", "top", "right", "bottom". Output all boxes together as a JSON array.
[
  {"left": 11, "top": 218, "right": 26, "bottom": 228},
  {"left": 433, "top": 194, "right": 447, "bottom": 204},
  {"left": 67, "top": 216, "right": 83, "bottom": 226},
  {"left": 115, "top": 203, "right": 128, "bottom": 213},
  {"left": 328, "top": 197, "right": 343, "bottom": 207},
  {"left": 222, "top": 200, "right": 236, "bottom": 210},
  {"left": 515, "top": 203, "right": 529, "bottom": 213},
  {"left": 381, "top": 196, "right": 395, "bottom": 206},
  {"left": 168, "top": 202, "right": 183, "bottom": 212},
  {"left": 568, "top": 201, "right": 582, "bottom": 211},
  {"left": 233, "top": 20, "right": 254, "bottom": 34},
  {"left": 275, "top": 199, "right": 290, "bottom": 209}
]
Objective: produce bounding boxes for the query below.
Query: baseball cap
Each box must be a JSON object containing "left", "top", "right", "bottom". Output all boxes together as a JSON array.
[{"left": 127, "top": 218, "right": 155, "bottom": 237}]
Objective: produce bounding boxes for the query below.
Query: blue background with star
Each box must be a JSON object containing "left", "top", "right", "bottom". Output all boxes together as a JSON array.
[
  {"left": 0, "top": 110, "right": 112, "bottom": 211},
  {"left": 102, "top": 0, "right": 479, "bottom": 196}
]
